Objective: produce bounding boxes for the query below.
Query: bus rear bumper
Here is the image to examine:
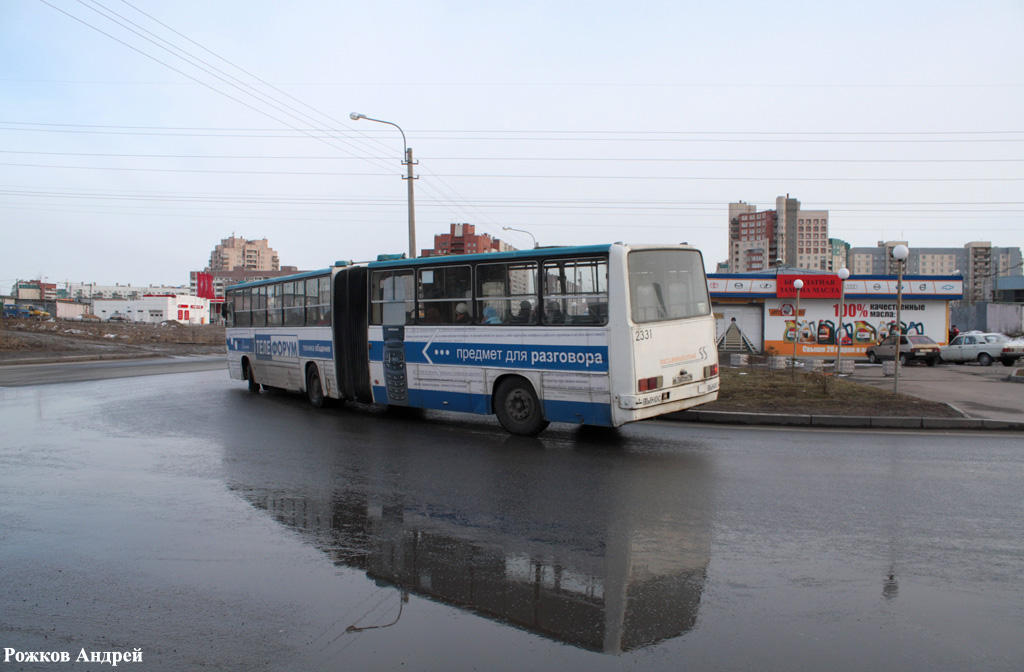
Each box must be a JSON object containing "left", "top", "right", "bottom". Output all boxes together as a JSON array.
[{"left": 617, "top": 378, "right": 720, "bottom": 413}]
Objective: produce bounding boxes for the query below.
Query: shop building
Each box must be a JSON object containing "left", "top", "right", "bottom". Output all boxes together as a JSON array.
[
  {"left": 710, "top": 271, "right": 963, "bottom": 360},
  {"left": 92, "top": 295, "right": 210, "bottom": 325}
]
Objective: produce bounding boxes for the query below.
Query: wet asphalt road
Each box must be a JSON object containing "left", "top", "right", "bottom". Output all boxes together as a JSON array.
[{"left": 1, "top": 364, "right": 1022, "bottom": 671}]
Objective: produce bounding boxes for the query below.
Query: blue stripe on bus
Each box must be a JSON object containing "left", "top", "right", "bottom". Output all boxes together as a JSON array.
[
  {"left": 226, "top": 336, "right": 332, "bottom": 360},
  {"left": 369, "top": 340, "right": 609, "bottom": 373},
  {"left": 226, "top": 337, "right": 253, "bottom": 353},
  {"left": 371, "top": 386, "right": 613, "bottom": 426},
  {"left": 298, "top": 340, "right": 333, "bottom": 359}
]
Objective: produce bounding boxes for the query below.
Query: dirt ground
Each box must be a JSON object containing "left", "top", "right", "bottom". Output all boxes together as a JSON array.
[
  {"left": 0, "top": 318, "right": 224, "bottom": 360},
  {"left": 704, "top": 364, "right": 962, "bottom": 418},
  {"left": 1, "top": 319, "right": 962, "bottom": 417}
]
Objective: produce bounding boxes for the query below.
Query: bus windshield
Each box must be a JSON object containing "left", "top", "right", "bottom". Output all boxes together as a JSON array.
[{"left": 628, "top": 250, "right": 709, "bottom": 324}]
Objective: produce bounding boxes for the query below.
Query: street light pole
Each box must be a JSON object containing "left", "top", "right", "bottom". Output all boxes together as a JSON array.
[
  {"left": 501, "top": 226, "right": 537, "bottom": 249},
  {"left": 835, "top": 268, "right": 850, "bottom": 376},
  {"left": 892, "top": 245, "right": 909, "bottom": 394},
  {"left": 791, "top": 278, "right": 804, "bottom": 381},
  {"left": 350, "top": 113, "right": 417, "bottom": 258}
]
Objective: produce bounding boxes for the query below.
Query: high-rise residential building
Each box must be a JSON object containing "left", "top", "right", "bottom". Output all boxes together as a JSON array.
[
  {"left": 727, "top": 196, "right": 830, "bottom": 271},
  {"left": 848, "top": 241, "right": 1022, "bottom": 302},
  {"left": 208, "top": 236, "right": 280, "bottom": 272},
  {"left": 727, "top": 201, "right": 776, "bottom": 272},
  {"left": 829, "top": 238, "right": 850, "bottom": 272},
  {"left": 199, "top": 235, "right": 298, "bottom": 299},
  {"left": 421, "top": 223, "right": 515, "bottom": 257}
]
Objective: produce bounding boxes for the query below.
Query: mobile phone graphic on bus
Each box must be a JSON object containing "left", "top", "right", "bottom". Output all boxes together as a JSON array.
[{"left": 382, "top": 325, "right": 408, "bottom": 405}]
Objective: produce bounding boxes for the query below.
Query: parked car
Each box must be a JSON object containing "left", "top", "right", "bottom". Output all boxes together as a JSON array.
[
  {"left": 940, "top": 332, "right": 1024, "bottom": 367},
  {"left": 107, "top": 313, "right": 131, "bottom": 322},
  {"left": 865, "top": 334, "right": 941, "bottom": 366}
]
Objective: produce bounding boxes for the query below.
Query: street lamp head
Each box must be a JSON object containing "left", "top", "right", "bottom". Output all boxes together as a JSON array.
[
  {"left": 892, "top": 244, "right": 909, "bottom": 261},
  {"left": 838, "top": 268, "right": 850, "bottom": 280},
  {"left": 350, "top": 112, "right": 367, "bottom": 121},
  {"left": 793, "top": 279, "right": 804, "bottom": 290}
]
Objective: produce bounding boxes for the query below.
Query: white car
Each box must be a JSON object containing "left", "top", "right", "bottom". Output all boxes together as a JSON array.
[{"left": 940, "top": 333, "right": 1024, "bottom": 367}]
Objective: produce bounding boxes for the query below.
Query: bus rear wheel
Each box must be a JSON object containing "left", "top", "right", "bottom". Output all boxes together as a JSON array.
[
  {"left": 494, "top": 378, "right": 549, "bottom": 436},
  {"left": 306, "top": 365, "right": 327, "bottom": 408}
]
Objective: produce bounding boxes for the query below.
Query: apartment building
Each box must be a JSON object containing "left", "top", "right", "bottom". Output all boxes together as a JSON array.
[
  {"left": 421, "top": 223, "right": 515, "bottom": 257},
  {"left": 849, "top": 241, "right": 1022, "bottom": 302},
  {"left": 727, "top": 196, "right": 830, "bottom": 272},
  {"left": 208, "top": 236, "right": 280, "bottom": 272}
]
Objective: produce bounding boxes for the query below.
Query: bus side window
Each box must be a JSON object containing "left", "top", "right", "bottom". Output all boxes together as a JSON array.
[
  {"left": 283, "top": 281, "right": 304, "bottom": 326},
  {"left": 252, "top": 286, "right": 267, "bottom": 327},
  {"left": 266, "top": 283, "right": 282, "bottom": 326},
  {"left": 478, "top": 261, "right": 538, "bottom": 325},
  {"left": 235, "top": 289, "right": 251, "bottom": 327},
  {"left": 419, "top": 266, "right": 470, "bottom": 324},
  {"left": 371, "top": 270, "right": 414, "bottom": 325},
  {"left": 223, "top": 298, "right": 235, "bottom": 327},
  {"left": 318, "top": 276, "right": 332, "bottom": 325},
  {"left": 542, "top": 257, "right": 607, "bottom": 326}
]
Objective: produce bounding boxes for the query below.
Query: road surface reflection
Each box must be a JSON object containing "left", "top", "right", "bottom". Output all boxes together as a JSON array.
[{"left": 220, "top": 406, "right": 714, "bottom": 654}]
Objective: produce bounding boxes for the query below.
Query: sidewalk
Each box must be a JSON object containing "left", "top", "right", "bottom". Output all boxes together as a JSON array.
[
  {"left": 667, "top": 408, "right": 1023, "bottom": 431},
  {"left": 668, "top": 362, "right": 1024, "bottom": 431}
]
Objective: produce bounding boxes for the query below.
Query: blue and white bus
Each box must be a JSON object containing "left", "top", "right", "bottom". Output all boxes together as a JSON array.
[{"left": 223, "top": 243, "right": 719, "bottom": 435}]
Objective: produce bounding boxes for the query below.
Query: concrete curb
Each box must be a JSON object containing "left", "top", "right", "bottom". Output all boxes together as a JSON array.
[
  {"left": 0, "top": 352, "right": 169, "bottom": 366},
  {"left": 666, "top": 409, "right": 1024, "bottom": 431}
]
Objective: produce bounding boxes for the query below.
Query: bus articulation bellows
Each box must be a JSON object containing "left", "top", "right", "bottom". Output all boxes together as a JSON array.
[{"left": 223, "top": 243, "right": 719, "bottom": 435}]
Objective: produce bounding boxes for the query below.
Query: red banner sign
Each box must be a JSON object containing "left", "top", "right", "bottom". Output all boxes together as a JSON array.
[
  {"left": 196, "top": 272, "right": 215, "bottom": 299},
  {"left": 776, "top": 274, "right": 841, "bottom": 298}
]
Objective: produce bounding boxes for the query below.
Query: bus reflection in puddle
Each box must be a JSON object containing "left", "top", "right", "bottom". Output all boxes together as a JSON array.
[{"left": 234, "top": 453, "right": 711, "bottom": 654}]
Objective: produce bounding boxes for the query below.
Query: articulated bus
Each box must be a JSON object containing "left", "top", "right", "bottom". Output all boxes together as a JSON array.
[{"left": 223, "top": 243, "right": 719, "bottom": 435}]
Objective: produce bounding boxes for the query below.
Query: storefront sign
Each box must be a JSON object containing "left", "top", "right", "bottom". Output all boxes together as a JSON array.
[{"left": 762, "top": 298, "right": 949, "bottom": 358}]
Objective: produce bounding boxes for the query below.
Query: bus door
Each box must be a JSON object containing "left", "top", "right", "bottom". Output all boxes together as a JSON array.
[{"left": 333, "top": 267, "right": 373, "bottom": 403}]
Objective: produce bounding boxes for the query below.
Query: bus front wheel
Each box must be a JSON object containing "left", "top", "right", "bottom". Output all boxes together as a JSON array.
[
  {"left": 494, "top": 378, "right": 549, "bottom": 436},
  {"left": 244, "top": 360, "right": 260, "bottom": 394}
]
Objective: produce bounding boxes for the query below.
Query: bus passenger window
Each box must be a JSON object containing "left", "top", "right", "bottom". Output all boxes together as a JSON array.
[
  {"left": 417, "top": 265, "right": 470, "bottom": 325},
  {"left": 542, "top": 257, "right": 608, "bottom": 326},
  {"left": 234, "top": 289, "right": 251, "bottom": 327},
  {"left": 266, "top": 284, "right": 282, "bottom": 326},
  {"left": 477, "top": 261, "right": 538, "bottom": 326},
  {"left": 251, "top": 286, "right": 267, "bottom": 327},
  {"left": 371, "top": 270, "right": 414, "bottom": 325},
  {"left": 283, "top": 282, "right": 304, "bottom": 326}
]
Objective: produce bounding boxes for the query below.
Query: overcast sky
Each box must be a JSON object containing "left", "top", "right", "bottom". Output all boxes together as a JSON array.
[{"left": 2, "top": 0, "right": 1022, "bottom": 289}]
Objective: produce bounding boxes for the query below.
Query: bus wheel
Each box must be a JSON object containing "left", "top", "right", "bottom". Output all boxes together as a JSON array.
[
  {"left": 306, "top": 365, "right": 326, "bottom": 409},
  {"left": 244, "top": 360, "right": 260, "bottom": 394},
  {"left": 494, "top": 378, "right": 549, "bottom": 436}
]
